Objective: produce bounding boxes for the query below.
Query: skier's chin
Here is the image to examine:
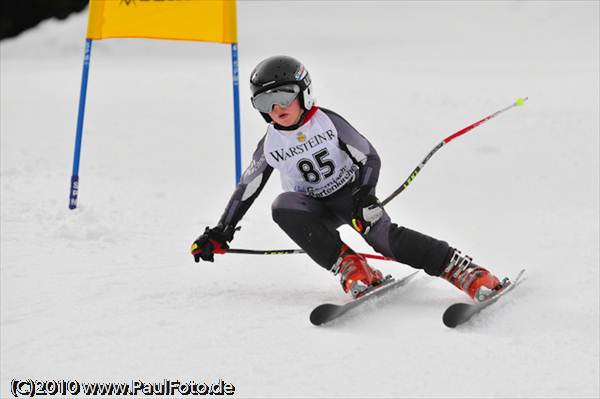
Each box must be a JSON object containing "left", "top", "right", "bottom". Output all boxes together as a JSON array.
[{"left": 275, "top": 114, "right": 295, "bottom": 127}]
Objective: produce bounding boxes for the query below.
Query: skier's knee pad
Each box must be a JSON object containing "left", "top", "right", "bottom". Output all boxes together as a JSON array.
[
  {"left": 272, "top": 208, "right": 341, "bottom": 269},
  {"left": 272, "top": 192, "right": 322, "bottom": 221},
  {"left": 271, "top": 192, "right": 311, "bottom": 226},
  {"left": 389, "top": 226, "right": 452, "bottom": 276},
  {"left": 271, "top": 194, "right": 342, "bottom": 270}
]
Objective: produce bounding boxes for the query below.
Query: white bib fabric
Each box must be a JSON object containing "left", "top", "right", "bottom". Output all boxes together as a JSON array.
[{"left": 263, "top": 109, "right": 357, "bottom": 198}]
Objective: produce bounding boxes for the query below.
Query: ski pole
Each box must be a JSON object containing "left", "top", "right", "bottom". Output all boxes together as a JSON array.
[
  {"left": 381, "top": 97, "right": 528, "bottom": 206},
  {"left": 224, "top": 247, "right": 394, "bottom": 261}
]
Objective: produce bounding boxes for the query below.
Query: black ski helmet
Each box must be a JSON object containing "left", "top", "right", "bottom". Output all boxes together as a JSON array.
[{"left": 250, "top": 55, "right": 314, "bottom": 122}]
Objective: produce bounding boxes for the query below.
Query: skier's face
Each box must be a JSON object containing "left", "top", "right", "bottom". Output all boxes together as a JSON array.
[{"left": 270, "top": 98, "right": 303, "bottom": 127}]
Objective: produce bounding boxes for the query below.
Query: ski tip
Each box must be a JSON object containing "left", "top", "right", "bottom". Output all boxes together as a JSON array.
[
  {"left": 513, "top": 268, "right": 526, "bottom": 284},
  {"left": 515, "top": 97, "right": 528, "bottom": 106}
]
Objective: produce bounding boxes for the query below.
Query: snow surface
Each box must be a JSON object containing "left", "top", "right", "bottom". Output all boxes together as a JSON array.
[{"left": 1, "top": 1, "right": 599, "bottom": 398}]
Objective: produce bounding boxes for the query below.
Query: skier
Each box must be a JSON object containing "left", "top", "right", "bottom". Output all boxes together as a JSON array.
[{"left": 191, "top": 55, "right": 506, "bottom": 302}]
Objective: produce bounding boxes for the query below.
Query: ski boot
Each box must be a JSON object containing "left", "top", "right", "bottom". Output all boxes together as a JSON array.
[
  {"left": 441, "top": 249, "right": 509, "bottom": 302},
  {"left": 331, "top": 244, "right": 384, "bottom": 298}
]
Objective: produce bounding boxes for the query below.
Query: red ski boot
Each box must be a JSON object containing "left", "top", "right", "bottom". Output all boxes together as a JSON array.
[
  {"left": 331, "top": 244, "right": 384, "bottom": 298},
  {"left": 441, "top": 250, "right": 504, "bottom": 302}
]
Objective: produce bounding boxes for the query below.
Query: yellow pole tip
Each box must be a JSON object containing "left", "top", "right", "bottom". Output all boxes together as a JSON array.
[{"left": 515, "top": 97, "right": 528, "bottom": 106}]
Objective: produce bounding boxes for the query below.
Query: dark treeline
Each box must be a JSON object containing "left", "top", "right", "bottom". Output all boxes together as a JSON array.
[{"left": 1, "top": 0, "right": 89, "bottom": 40}]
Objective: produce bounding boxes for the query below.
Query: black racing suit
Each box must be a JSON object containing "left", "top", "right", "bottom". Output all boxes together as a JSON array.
[{"left": 216, "top": 107, "right": 452, "bottom": 276}]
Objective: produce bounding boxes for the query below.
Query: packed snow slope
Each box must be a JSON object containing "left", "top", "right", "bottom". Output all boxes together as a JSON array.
[{"left": 1, "top": 1, "right": 598, "bottom": 398}]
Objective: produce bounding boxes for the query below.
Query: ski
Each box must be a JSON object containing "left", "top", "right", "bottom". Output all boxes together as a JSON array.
[
  {"left": 442, "top": 269, "right": 526, "bottom": 328},
  {"left": 310, "top": 271, "right": 419, "bottom": 326}
]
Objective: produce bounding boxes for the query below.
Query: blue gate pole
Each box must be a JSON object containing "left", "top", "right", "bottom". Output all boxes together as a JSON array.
[
  {"left": 69, "top": 39, "right": 93, "bottom": 209},
  {"left": 231, "top": 43, "right": 242, "bottom": 184}
]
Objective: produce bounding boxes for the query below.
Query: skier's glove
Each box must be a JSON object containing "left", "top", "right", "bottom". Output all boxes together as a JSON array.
[
  {"left": 351, "top": 185, "right": 384, "bottom": 236},
  {"left": 191, "top": 225, "right": 236, "bottom": 263}
]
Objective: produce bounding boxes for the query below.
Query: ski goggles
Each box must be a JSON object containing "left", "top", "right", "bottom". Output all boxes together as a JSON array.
[{"left": 252, "top": 84, "right": 300, "bottom": 113}]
